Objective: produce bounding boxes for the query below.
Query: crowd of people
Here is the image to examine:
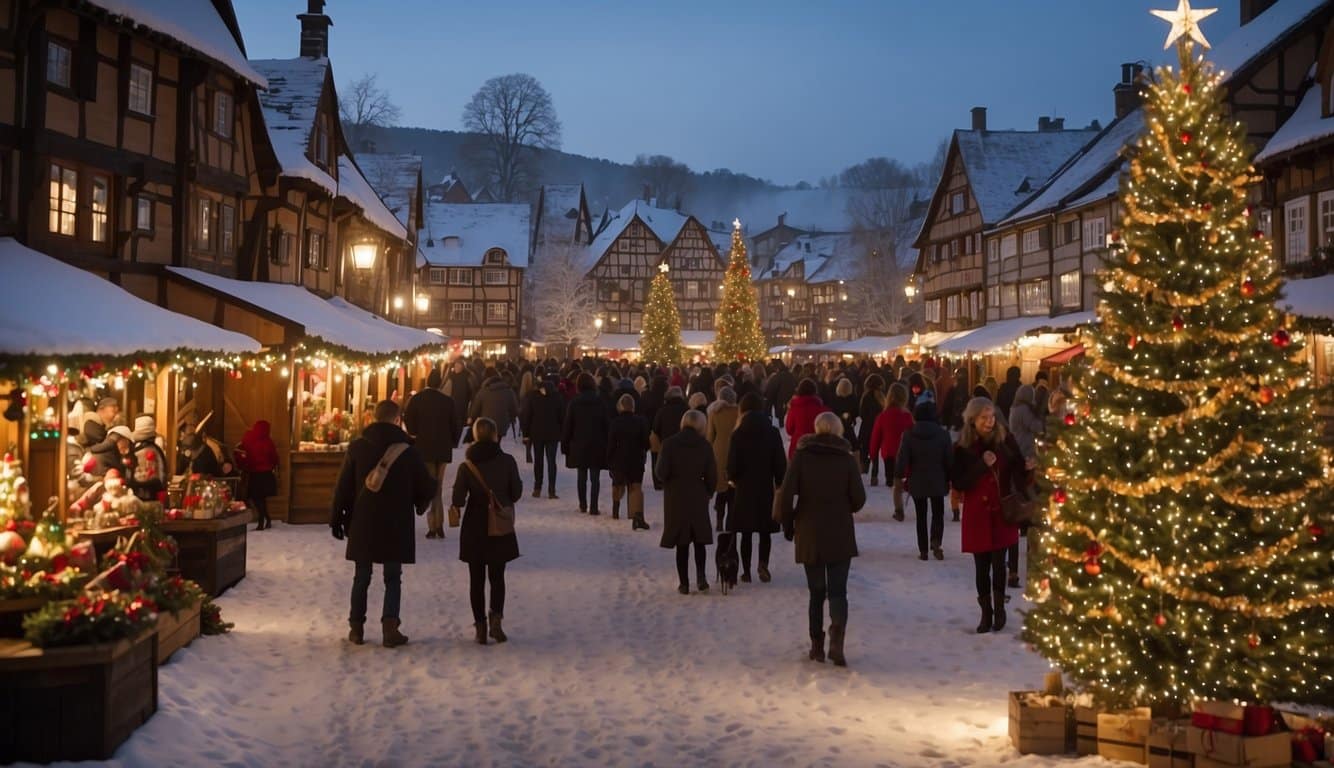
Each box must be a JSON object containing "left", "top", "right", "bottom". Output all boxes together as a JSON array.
[{"left": 328, "top": 355, "right": 1058, "bottom": 663}]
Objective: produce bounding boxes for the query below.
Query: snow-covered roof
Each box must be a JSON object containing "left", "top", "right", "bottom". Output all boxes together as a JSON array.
[
  {"left": 817, "top": 335, "right": 913, "bottom": 355},
  {"left": 761, "top": 233, "right": 861, "bottom": 283},
  {"left": 1063, "top": 172, "right": 1121, "bottom": 212},
  {"left": 85, "top": 0, "right": 266, "bottom": 87},
  {"left": 250, "top": 58, "right": 335, "bottom": 194},
  {"left": 1255, "top": 79, "right": 1334, "bottom": 161},
  {"left": 936, "top": 312, "right": 1094, "bottom": 355},
  {"left": 325, "top": 297, "right": 445, "bottom": 349},
  {"left": 589, "top": 330, "right": 716, "bottom": 351},
  {"left": 1281, "top": 273, "right": 1334, "bottom": 320},
  {"left": 584, "top": 200, "right": 691, "bottom": 272},
  {"left": 357, "top": 153, "right": 422, "bottom": 231},
  {"left": 709, "top": 228, "right": 735, "bottom": 259},
  {"left": 536, "top": 184, "right": 585, "bottom": 246},
  {"left": 953, "top": 128, "right": 1101, "bottom": 225},
  {"left": 999, "top": 111, "right": 1144, "bottom": 227},
  {"left": 167, "top": 267, "right": 430, "bottom": 356},
  {"left": 1214, "top": 0, "right": 1329, "bottom": 85},
  {"left": 0, "top": 239, "right": 259, "bottom": 359},
  {"left": 336, "top": 155, "right": 408, "bottom": 240},
  {"left": 420, "top": 203, "right": 531, "bottom": 268}
]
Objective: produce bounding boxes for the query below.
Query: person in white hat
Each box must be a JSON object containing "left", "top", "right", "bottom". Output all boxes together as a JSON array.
[{"left": 129, "top": 415, "right": 166, "bottom": 502}]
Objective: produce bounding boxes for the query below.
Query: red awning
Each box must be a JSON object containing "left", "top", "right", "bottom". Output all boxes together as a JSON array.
[{"left": 1040, "top": 344, "right": 1085, "bottom": 367}]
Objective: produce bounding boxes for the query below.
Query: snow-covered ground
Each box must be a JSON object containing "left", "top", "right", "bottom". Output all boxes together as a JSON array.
[{"left": 72, "top": 436, "right": 1087, "bottom": 768}]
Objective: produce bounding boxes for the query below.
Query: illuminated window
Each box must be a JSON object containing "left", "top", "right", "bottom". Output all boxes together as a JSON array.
[{"left": 48, "top": 164, "right": 76, "bottom": 236}]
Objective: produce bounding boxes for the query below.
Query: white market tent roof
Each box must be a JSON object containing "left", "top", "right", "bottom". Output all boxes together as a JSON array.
[
  {"left": 935, "top": 313, "right": 1095, "bottom": 355},
  {"left": 325, "top": 297, "right": 444, "bottom": 350},
  {"left": 168, "top": 267, "right": 432, "bottom": 357},
  {"left": 590, "top": 330, "right": 716, "bottom": 352},
  {"left": 830, "top": 335, "right": 913, "bottom": 355},
  {"left": 681, "top": 331, "right": 716, "bottom": 349},
  {"left": 87, "top": 0, "right": 267, "bottom": 87},
  {"left": 0, "top": 239, "right": 259, "bottom": 360},
  {"left": 1282, "top": 274, "right": 1334, "bottom": 321}
]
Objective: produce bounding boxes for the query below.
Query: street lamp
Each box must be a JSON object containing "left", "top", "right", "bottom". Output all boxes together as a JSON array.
[
  {"left": 392, "top": 295, "right": 405, "bottom": 311},
  {"left": 593, "top": 316, "right": 604, "bottom": 358},
  {"left": 904, "top": 280, "right": 918, "bottom": 300},
  {"left": 415, "top": 295, "right": 430, "bottom": 314},
  {"left": 786, "top": 287, "right": 795, "bottom": 298},
  {"left": 350, "top": 240, "right": 378, "bottom": 271}
]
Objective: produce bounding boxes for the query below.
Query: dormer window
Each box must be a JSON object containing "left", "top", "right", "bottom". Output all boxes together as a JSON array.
[{"left": 485, "top": 248, "right": 507, "bottom": 265}]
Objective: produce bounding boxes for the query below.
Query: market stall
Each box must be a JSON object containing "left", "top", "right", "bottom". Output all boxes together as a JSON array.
[{"left": 164, "top": 268, "right": 444, "bottom": 524}]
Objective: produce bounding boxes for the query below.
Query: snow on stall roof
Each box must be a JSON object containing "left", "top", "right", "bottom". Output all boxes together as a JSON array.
[
  {"left": 999, "top": 111, "right": 1144, "bottom": 227},
  {"left": 937, "top": 313, "right": 1093, "bottom": 355},
  {"left": 420, "top": 203, "right": 531, "bottom": 268},
  {"left": 250, "top": 58, "right": 335, "bottom": 194},
  {"left": 681, "top": 330, "right": 716, "bottom": 349},
  {"left": 1255, "top": 79, "right": 1334, "bottom": 161},
  {"left": 336, "top": 156, "right": 407, "bottom": 240},
  {"left": 325, "top": 297, "right": 445, "bottom": 349},
  {"left": 955, "top": 128, "right": 1100, "bottom": 224},
  {"left": 86, "top": 0, "right": 266, "bottom": 87},
  {"left": 815, "top": 335, "right": 912, "bottom": 355},
  {"left": 0, "top": 239, "right": 259, "bottom": 358},
  {"left": 167, "top": 267, "right": 425, "bottom": 356},
  {"left": 583, "top": 200, "right": 691, "bottom": 273},
  {"left": 587, "top": 331, "right": 716, "bottom": 351},
  {"left": 1213, "top": 0, "right": 1328, "bottom": 85},
  {"left": 1281, "top": 273, "right": 1334, "bottom": 320},
  {"left": 357, "top": 153, "right": 422, "bottom": 231}
]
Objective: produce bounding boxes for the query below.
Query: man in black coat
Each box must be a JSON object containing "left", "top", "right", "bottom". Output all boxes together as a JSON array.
[
  {"left": 649, "top": 387, "right": 688, "bottom": 491},
  {"left": 726, "top": 393, "right": 786, "bottom": 583},
  {"left": 561, "top": 373, "right": 609, "bottom": 514},
  {"left": 445, "top": 360, "right": 475, "bottom": 443},
  {"left": 764, "top": 362, "right": 797, "bottom": 427},
  {"left": 520, "top": 377, "right": 565, "bottom": 499},
  {"left": 331, "top": 400, "right": 436, "bottom": 648},
  {"left": 656, "top": 410, "right": 717, "bottom": 593},
  {"left": 403, "top": 369, "right": 461, "bottom": 540}
]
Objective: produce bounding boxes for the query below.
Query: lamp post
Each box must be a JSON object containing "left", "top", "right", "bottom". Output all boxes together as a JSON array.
[
  {"left": 593, "top": 316, "right": 603, "bottom": 358},
  {"left": 350, "top": 239, "right": 378, "bottom": 311}
]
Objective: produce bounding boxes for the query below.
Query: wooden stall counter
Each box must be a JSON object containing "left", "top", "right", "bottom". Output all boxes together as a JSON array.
[
  {"left": 162, "top": 511, "right": 250, "bottom": 597},
  {"left": 288, "top": 448, "right": 345, "bottom": 524},
  {"left": 75, "top": 524, "right": 139, "bottom": 561}
]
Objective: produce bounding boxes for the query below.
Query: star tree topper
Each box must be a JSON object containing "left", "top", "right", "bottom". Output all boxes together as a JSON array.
[{"left": 1151, "top": 0, "right": 1217, "bottom": 50}]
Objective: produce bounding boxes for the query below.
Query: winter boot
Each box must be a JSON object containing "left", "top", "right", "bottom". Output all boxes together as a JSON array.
[
  {"left": 932, "top": 539, "right": 944, "bottom": 560},
  {"left": 828, "top": 624, "right": 847, "bottom": 667},
  {"left": 348, "top": 620, "right": 364, "bottom": 645},
  {"left": 976, "top": 596, "right": 993, "bottom": 634},
  {"left": 633, "top": 516, "right": 650, "bottom": 531},
  {"left": 589, "top": 506, "right": 601, "bottom": 516},
  {"left": 548, "top": 489, "right": 558, "bottom": 500},
  {"left": 758, "top": 564, "right": 771, "bottom": 583},
  {"left": 892, "top": 507, "right": 905, "bottom": 522},
  {"left": 870, "top": 475, "right": 878, "bottom": 487},
  {"left": 992, "top": 591, "right": 1007, "bottom": 632},
  {"left": 381, "top": 619, "right": 409, "bottom": 648},
  {"left": 697, "top": 568, "right": 709, "bottom": 592},
  {"left": 952, "top": 508, "right": 961, "bottom": 522},
  {"left": 1007, "top": 571, "right": 1021, "bottom": 589},
  {"left": 488, "top": 612, "right": 507, "bottom": 643},
  {"left": 809, "top": 631, "right": 826, "bottom": 662},
  {"left": 474, "top": 621, "right": 488, "bottom": 645},
  {"left": 611, "top": 499, "right": 620, "bottom": 520},
  {"left": 532, "top": 487, "right": 541, "bottom": 498}
]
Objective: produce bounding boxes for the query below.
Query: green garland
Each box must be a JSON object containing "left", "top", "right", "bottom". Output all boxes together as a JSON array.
[
  {"left": 0, "top": 562, "right": 88, "bottom": 600},
  {"left": 201, "top": 596, "right": 233, "bottom": 635},
  {"left": 22, "top": 590, "right": 157, "bottom": 647}
]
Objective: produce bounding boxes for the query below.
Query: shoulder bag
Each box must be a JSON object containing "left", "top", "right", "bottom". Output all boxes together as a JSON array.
[
  {"left": 364, "top": 444, "right": 410, "bottom": 493},
  {"left": 463, "top": 459, "right": 516, "bottom": 537},
  {"left": 991, "top": 463, "right": 1035, "bottom": 526}
]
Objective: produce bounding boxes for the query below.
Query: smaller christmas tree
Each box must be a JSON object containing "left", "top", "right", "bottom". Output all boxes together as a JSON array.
[
  {"left": 713, "top": 219, "right": 768, "bottom": 362},
  {"left": 641, "top": 261, "right": 684, "bottom": 366}
]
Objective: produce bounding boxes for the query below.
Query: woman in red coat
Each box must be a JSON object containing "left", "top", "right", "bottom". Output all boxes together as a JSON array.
[
  {"left": 235, "top": 420, "right": 280, "bottom": 531},
  {"left": 949, "top": 397, "right": 1033, "bottom": 633},
  {"left": 868, "top": 382, "right": 914, "bottom": 520},
  {"left": 783, "top": 378, "right": 829, "bottom": 460}
]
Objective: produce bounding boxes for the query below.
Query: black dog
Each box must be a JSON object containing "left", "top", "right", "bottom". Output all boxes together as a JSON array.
[{"left": 716, "top": 532, "right": 739, "bottom": 595}]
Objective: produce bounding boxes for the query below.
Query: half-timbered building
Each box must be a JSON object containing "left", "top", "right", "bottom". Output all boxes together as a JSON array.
[
  {"left": 417, "top": 202, "right": 528, "bottom": 351},
  {"left": 0, "top": 0, "right": 268, "bottom": 300},
  {"left": 427, "top": 171, "right": 472, "bottom": 204},
  {"left": 358, "top": 152, "right": 424, "bottom": 322}
]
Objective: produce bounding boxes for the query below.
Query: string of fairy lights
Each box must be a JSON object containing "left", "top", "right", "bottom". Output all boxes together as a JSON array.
[{"left": 1022, "top": 2, "right": 1334, "bottom": 709}]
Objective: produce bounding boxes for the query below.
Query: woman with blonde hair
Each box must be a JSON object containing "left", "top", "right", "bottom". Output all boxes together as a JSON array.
[
  {"left": 949, "top": 397, "right": 1033, "bottom": 633},
  {"left": 778, "top": 411, "right": 865, "bottom": 665}
]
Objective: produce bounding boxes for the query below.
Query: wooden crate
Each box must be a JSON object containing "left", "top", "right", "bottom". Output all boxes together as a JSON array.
[
  {"left": 1148, "top": 720, "right": 1195, "bottom": 768},
  {"left": 1009, "top": 690, "right": 1069, "bottom": 755},
  {"left": 1098, "top": 707, "right": 1152, "bottom": 764},
  {"left": 74, "top": 524, "right": 139, "bottom": 561},
  {"left": 1077, "top": 704, "right": 1102, "bottom": 755},
  {"left": 1187, "top": 727, "right": 1291, "bottom": 767},
  {"left": 163, "top": 512, "right": 250, "bottom": 596},
  {"left": 0, "top": 597, "right": 49, "bottom": 638},
  {"left": 0, "top": 628, "right": 157, "bottom": 762},
  {"left": 156, "top": 598, "right": 202, "bottom": 664},
  {"left": 289, "top": 451, "right": 343, "bottom": 523}
]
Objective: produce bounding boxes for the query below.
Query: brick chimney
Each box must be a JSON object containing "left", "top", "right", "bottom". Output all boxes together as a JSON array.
[
  {"left": 971, "top": 106, "right": 987, "bottom": 131},
  {"left": 1114, "top": 62, "right": 1145, "bottom": 119},
  {"left": 1038, "top": 116, "right": 1051, "bottom": 131},
  {"left": 298, "top": 0, "right": 332, "bottom": 59},
  {"left": 1239, "top": 0, "right": 1278, "bottom": 26},
  {"left": 778, "top": 212, "right": 787, "bottom": 227}
]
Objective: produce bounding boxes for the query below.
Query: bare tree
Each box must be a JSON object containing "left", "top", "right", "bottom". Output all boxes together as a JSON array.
[
  {"left": 462, "top": 73, "right": 561, "bottom": 203},
  {"left": 844, "top": 236, "right": 918, "bottom": 335},
  {"left": 836, "top": 157, "right": 927, "bottom": 335},
  {"left": 913, "top": 139, "right": 950, "bottom": 190},
  {"left": 527, "top": 241, "right": 596, "bottom": 351},
  {"left": 340, "top": 73, "right": 402, "bottom": 151},
  {"left": 633, "top": 154, "right": 692, "bottom": 209}
]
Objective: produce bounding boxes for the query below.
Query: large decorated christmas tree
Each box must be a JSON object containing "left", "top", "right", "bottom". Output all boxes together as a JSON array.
[
  {"left": 640, "top": 262, "right": 684, "bottom": 365},
  {"left": 1025, "top": 1, "right": 1334, "bottom": 708},
  {"left": 712, "top": 219, "right": 768, "bottom": 362}
]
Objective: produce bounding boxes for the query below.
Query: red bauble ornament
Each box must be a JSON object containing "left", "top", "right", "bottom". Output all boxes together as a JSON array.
[
  {"left": 1154, "top": 614, "right": 1167, "bottom": 627},
  {"left": 1309, "top": 524, "right": 1324, "bottom": 538},
  {"left": 1180, "top": 132, "right": 1192, "bottom": 144},
  {"left": 1084, "top": 561, "right": 1102, "bottom": 576},
  {"left": 1247, "top": 633, "right": 1261, "bottom": 650},
  {"left": 1253, "top": 230, "right": 1265, "bottom": 240},
  {"left": 1172, "top": 314, "right": 1184, "bottom": 332},
  {"left": 1183, "top": 84, "right": 1193, "bottom": 94},
  {"left": 1202, "top": 202, "right": 1212, "bottom": 211},
  {"left": 80, "top": 367, "right": 94, "bottom": 380},
  {"left": 1241, "top": 278, "right": 1256, "bottom": 297},
  {"left": 1271, "top": 328, "right": 1291, "bottom": 348},
  {"left": 1258, "top": 386, "right": 1275, "bottom": 405},
  {"left": 1128, "top": 335, "right": 1139, "bottom": 350},
  {"left": 1064, "top": 412, "right": 1077, "bottom": 426},
  {"left": 1052, "top": 487, "right": 1068, "bottom": 505}
]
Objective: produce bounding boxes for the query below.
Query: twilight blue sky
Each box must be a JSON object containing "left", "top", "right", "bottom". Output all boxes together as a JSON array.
[{"left": 233, "top": 1, "right": 1243, "bottom": 185}]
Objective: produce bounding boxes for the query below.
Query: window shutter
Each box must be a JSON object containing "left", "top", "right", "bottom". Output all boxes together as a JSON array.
[{"left": 77, "top": 20, "right": 98, "bottom": 100}]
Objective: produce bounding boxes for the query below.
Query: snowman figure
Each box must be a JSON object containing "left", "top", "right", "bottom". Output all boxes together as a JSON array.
[{"left": 92, "top": 469, "right": 140, "bottom": 528}]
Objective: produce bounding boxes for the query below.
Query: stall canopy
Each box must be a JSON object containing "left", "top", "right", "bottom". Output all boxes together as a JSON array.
[
  {"left": 936, "top": 313, "right": 1093, "bottom": 355},
  {"left": 916, "top": 329, "right": 975, "bottom": 349},
  {"left": 0, "top": 239, "right": 260, "bottom": 366},
  {"left": 814, "top": 335, "right": 912, "bottom": 355},
  {"left": 1041, "top": 344, "right": 1086, "bottom": 367},
  {"left": 167, "top": 267, "right": 435, "bottom": 358},
  {"left": 325, "top": 297, "right": 445, "bottom": 351}
]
